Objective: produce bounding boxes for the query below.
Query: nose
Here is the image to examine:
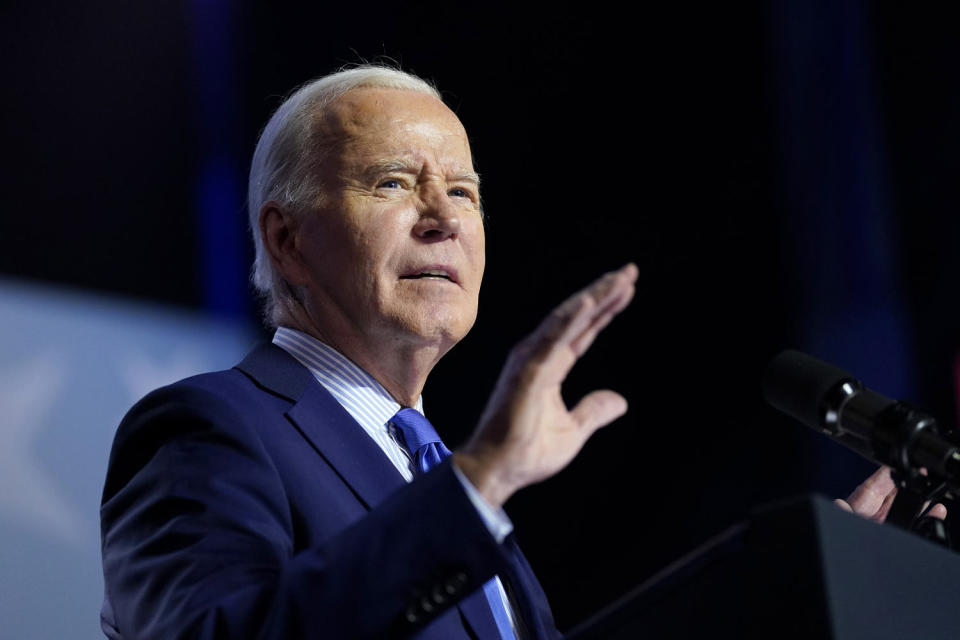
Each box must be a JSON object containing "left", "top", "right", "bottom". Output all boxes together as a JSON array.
[{"left": 413, "top": 189, "right": 461, "bottom": 241}]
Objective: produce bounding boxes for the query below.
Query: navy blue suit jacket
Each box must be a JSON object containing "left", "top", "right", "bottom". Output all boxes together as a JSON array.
[{"left": 100, "top": 342, "right": 560, "bottom": 639}]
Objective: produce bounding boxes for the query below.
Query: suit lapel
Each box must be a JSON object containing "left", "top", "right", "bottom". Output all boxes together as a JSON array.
[
  {"left": 287, "top": 383, "right": 407, "bottom": 509},
  {"left": 236, "top": 343, "right": 556, "bottom": 639},
  {"left": 235, "top": 342, "right": 406, "bottom": 509}
]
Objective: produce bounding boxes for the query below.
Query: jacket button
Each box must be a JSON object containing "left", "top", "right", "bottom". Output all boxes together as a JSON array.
[
  {"left": 443, "top": 578, "right": 464, "bottom": 596},
  {"left": 420, "top": 595, "right": 435, "bottom": 613},
  {"left": 405, "top": 607, "right": 419, "bottom": 623}
]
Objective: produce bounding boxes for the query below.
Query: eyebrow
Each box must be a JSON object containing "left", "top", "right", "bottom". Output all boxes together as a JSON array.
[{"left": 363, "top": 159, "right": 481, "bottom": 186}]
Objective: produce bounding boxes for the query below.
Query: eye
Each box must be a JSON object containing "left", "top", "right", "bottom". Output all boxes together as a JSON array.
[
  {"left": 448, "top": 187, "right": 473, "bottom": 199},
  {"left": 377, "top": 178, "right": 404, "bottom": 190}
]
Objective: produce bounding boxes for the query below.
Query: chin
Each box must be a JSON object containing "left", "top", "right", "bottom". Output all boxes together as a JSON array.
[{"left": 396, "top": 309, "right": 476, "bottom": 350}]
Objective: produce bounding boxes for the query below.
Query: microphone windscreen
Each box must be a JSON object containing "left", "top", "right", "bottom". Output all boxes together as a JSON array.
[{"left": 763, "top": 350, "right": 856, "bottom": 429}]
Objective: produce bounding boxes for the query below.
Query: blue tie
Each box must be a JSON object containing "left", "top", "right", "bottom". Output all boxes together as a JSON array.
[{"left": 390, "top": 408, "right": 518, "bottom": 640}]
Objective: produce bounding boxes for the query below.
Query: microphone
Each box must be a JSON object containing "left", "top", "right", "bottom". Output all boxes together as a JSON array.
[{"left": 763, "top": 350, "right": 960, "bottom": 488}]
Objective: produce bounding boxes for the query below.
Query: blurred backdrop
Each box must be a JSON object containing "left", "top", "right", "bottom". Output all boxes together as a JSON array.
[{"left": 1, "top": 1, "right": 957, "bottom": 637}]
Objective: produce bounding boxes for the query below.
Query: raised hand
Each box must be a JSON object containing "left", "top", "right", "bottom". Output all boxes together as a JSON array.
[{"left": 454, "top": 263, "right": 638, "bottom": 508}]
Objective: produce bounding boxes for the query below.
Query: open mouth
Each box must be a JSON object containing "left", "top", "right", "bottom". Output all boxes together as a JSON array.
[{"left": 399, "top": 269, "right": 455, "bottom": 282}]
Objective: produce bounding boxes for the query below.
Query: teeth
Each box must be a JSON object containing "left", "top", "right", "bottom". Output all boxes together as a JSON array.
[{"left": 400, "top": 269, "right": 453, "bottom": 281}]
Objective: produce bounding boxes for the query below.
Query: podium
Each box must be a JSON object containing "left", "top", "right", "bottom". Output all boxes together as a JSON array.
[{"left": 568, "top": 495, "right": 960, "bottom": 639}]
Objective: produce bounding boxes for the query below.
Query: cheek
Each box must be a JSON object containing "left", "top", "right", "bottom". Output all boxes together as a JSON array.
[
  {"left": 335, "top": 210, "right": 399, "bottom": 269},
  {"left": 356, "top": 231, "right": 403, "bottom": 276},
  {"left": 467, "top": 221, "right": 487, "bottom": 281},
  {"left": 477, "top": 231, "right": 487, "bottom": 272},
  {"left": 359, "top": 210, "right": 415, "bottom": 266}
]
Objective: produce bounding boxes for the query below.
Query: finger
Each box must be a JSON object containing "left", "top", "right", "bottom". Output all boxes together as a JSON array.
[
  {"left": 913, "top": 469, "right": 948, "bottom": 520},
  {"left": 570, "top": 389, "right": 628, "bottom": 434},
  {"left": 834, "top": 498, "right": 854, "bottom": 513},
  {"left": 872, "top": 485, "right": 898, "bottom": 522},
  {"left": 920, "top": 499, "right": 948, "bottom": 520},
  {"left": 844, "top": 466, "right": 895, "bottom": 515},
  {"left": 927, "top": 503, "right": 948, "bottom": 520},
  {"left": 555, "top": 264, "right": 637, "bottom": 352},
  {"left": 525, "top": 264, "right": 637, "bottom": 368},
  {"left": 570, "top": 279, "right": 636, "bottom": 356},
  {"left": 527, "top": 283, "right": 596, "bottom": 352}
]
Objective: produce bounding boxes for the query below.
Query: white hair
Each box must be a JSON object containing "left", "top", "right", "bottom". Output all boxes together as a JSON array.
[{"left": 247, "top": 65, "right": 442, "bottom": 327}]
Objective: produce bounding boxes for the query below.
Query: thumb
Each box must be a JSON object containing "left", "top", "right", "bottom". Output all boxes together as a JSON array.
[
  {"left": 570, "top": 390, "right": 628, "bottom": 434},
  {"left": 834, "top": 498, "right": 853, "bottom": 513}
]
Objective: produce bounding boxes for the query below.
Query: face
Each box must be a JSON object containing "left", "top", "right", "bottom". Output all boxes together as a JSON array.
[{"left": 292, "top": 88, "right": 485, "bottom": 355}]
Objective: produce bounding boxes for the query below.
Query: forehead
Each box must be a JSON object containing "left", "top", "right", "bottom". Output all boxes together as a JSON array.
[{"left": 318, "top": 88, "right": 474, "bottom": 171}]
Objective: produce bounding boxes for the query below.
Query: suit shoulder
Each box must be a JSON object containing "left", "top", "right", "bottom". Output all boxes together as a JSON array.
[
  {"left": 102, "top": 367, "right": 281, "bottom": 503},
  {"left": 127, "top": 365, "right": 287, "bottom": 421}
]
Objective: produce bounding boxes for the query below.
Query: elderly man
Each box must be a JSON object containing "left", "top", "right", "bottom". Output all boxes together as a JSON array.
[
  {"left": 100, "top": 66, "right": 915, "bottom": 640},
  {"left": 100, "top": 65, "right": 637, "bottom": 640}
]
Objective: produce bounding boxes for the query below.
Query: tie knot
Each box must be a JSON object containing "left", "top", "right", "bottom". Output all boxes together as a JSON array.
[
  {"left": 390, "top": 408, "right": 442, "bottom": 452},
  {"left": 390, "top": 408, "right": 452, "bottom": 474}
]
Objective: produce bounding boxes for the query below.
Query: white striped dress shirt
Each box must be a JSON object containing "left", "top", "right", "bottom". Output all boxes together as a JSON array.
[
  {"left": 271, "top": 327, "right": 520, "bottom": 636},
  {"left": 273, "top": 326, "right": 421, "bottom": 481}
]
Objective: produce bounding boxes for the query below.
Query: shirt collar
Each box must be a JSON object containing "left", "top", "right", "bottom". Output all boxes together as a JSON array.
[{"left": 271, "top": 327, "right": 424, "bottom": 430}]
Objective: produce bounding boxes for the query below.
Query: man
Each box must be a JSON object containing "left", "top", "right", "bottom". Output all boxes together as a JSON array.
[
  {"left": 100, "top": 65, "right": 637, "bottom": 639},
  {"left": 99, "top": 66, "right": 919, "bottom": 640}
]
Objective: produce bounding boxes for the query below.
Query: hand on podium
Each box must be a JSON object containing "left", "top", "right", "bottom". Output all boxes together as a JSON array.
[{"left": 835, "top": 466, "right": 948, "bottom": 522}]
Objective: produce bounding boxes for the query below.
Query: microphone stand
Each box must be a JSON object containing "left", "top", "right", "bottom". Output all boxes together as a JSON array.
[
  {"left": 887, "top": 468, "right": 953, "bottom": 548},
  {"left": 868, "top": 402, "right": 958, "bottom": 548},
  {"left": 763, "top": 350, "right": 960, "bottom": 549}
]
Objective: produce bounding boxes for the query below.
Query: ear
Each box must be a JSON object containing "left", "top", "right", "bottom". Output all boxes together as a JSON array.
[{"left": 259, "top": 201, "right": 311, "bottom": 286}]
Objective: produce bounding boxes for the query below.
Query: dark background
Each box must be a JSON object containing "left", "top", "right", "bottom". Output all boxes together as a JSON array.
[{"left": 3, "top": 1, "right": 957, "bottom": 632}]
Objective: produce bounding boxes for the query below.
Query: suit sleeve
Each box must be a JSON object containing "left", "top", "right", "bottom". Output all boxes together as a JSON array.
[{"left": 100, "top": 382, "right": 509, "bottom": 639}]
